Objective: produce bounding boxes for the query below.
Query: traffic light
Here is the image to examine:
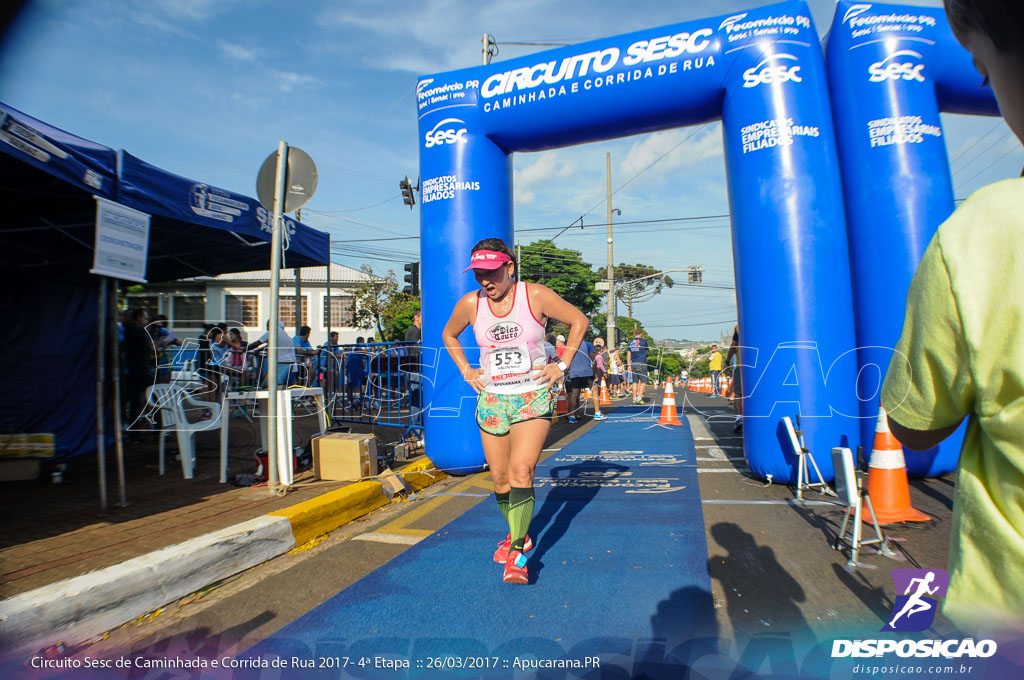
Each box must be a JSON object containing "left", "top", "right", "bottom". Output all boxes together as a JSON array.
[
  {"left": 399, "top": 176, "right": 415, "bottom": 209},
  {"left": 688, "top": 265, "right": 703, "bottom": 284},
  {"left": 403, "top": 261, "right": 420, "bottom": 296}
]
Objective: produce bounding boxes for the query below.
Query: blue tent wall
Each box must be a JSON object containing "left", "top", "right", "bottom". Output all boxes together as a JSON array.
[{"left": 0, "top": 279, "right": 99, "bottom": 460}]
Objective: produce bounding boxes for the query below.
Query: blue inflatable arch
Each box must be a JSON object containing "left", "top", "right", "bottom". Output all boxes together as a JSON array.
[
  {"left": 417, "top": 0, "right": 862, "bottom": 481},
  {"left": 826, "top": 1, "right": 998, "bottom": 476}
]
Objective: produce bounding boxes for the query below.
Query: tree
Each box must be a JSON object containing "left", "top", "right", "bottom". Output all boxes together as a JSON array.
[
  {"left": 590, "top": 313, "right": 645, "bottom": 349},
  {"left": 519, "top": 240, "right": 602, "bottom": 318},
  {"left": 382, "top": 293, "right": 420, "bottom": 341},
  {"left": 595, "top": 263, "right": 674, "bottom": 320},
  {"left": 353, "top": 264, "right": 396, "bottom": 340}
]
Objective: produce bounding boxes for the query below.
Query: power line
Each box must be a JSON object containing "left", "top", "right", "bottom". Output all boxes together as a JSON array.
[
  {"left": 644, "top": 318, "right": 737, "bottom": 328},
  {"left": 305, "top": 195, "right": 400, "bottom": 214},
  {"left": 948, "top": 119, "right": 1005, "bottom": 168},
  {"left": 952, "top": 128, "right": 1014, "bottom": 176},
  {"left": 954, "top": 144, "right": 1023, "bottom": 192},
  {"left": 329, "top": 213, "right": 732, "bottom": 243}
]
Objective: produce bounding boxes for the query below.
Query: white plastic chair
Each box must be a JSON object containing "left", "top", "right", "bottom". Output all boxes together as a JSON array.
[{"left": 145, "top": 383, "right": 222, "bottom": 479}]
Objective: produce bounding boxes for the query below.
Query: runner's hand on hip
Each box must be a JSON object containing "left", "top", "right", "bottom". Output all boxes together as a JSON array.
[
  {"left": 534, "top": 363, "right": 564, "bottom": 389},
  {"left": 462, "top": 366, "right": 486, "bottom": 393}
]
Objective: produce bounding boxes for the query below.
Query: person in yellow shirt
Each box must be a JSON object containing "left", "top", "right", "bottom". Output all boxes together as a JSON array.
[
  {"left": 707, "top": 344, "right": 723, "bottom": 398},
  {"left": 880, "top": 0, "right": 1024, "bottom": 634}
]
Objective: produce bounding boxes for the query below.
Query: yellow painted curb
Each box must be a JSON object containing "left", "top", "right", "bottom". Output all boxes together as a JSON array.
[
  {"left": 398, "top": 457, "right": 448, "bottom": 491},
  {"left": 270, "top": 480, "right": 389, "bottom": 546},
  {"left": 269, "top": 457, "right": 448, "bottom": 546}
]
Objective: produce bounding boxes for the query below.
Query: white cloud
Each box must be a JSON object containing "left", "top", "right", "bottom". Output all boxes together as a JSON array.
[
  {"left": 218, "top": 41, "right": 261, "bottom": 62},
  {"left": 619, "top": 124, "right": 723, "bottom": 181},
  {"left": 514, "top": 152, "right": 576, "bottom": 204},
  {"left": 271, "top": 70, "right": 321, "bottom": 92}
]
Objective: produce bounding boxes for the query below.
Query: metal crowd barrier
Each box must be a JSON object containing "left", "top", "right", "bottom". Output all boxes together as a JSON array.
[{"left": 312, "top": 341, "right": 423, "bottom": 438}]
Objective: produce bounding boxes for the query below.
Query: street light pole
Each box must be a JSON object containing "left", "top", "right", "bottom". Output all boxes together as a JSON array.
[{"left": 605, "top": 153, "right": 617, "bottom": 351}]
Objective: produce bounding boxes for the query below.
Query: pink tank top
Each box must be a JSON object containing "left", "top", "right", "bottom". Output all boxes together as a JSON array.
[{"left": 473, "top": 281, "right": 547, "bottom": 394}]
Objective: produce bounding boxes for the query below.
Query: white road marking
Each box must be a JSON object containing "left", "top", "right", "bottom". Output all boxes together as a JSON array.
[
  {"left": 697, "top": 468, "right": 751, "bottom": 473},
  {"left": 701, "top": 499, "right": 839, "bottom": 506},
  {"left": 352, "top": 533, "right": 424, "bottom": 545}
]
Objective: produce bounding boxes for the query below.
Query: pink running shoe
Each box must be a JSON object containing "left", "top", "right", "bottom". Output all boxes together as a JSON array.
[
  {"left": 503, "top": 549, "right": 529, "bottom": 585},
  {"left": 493, "top": 533, "right": 533, "bottom": 563}
]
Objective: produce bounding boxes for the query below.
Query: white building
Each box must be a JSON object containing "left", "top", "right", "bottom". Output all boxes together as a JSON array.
[{"left": 126, "top": 264, "right": 376, "bottom": 347}]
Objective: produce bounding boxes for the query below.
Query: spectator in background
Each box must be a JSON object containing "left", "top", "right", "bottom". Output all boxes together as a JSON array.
[
  {"left": 123, "top": 308, "right": 155, "bottom": 432},
  {"left": 226, "top": 328, "right": 250, "bottom": 386},
  {"left": 404, "top": 310, "right": 422, "bottom": 375},
  {"left": 879, "top": 0, "right": 1024, "bottom": 634},
  {"left": 565, "top": 336, "right": 596, "bottom": 424},
  {"left": 320, "top": 331, "right": 340, "bottom": 392},
  {"left": 555, "top": 334, "right": 566, "bottom": 359},
  {"left": 202, "top": 326, "right": 236, "bottom": 401},
  {"left": 706, "top": 344, "right": 723, "bottom": 398},
  {"left": 149, "top": 314, "right": 181, "bottom": 383},
  {"left": 248, "top": 320, "right": 296, "bottom": 386},
  {"left": 346, "top": 336, "right": 368, "bottom": 409},
  {"left": 543, "top": 333, "right": 560, "bottom": 365},
  {"left": 627, "top": 327, "right": 651, "bottom": 405},
  {"left": 591, "top": 337, "right": 608, "bottom": 420},
  {"left": 608, "top": 349, "right": 625, "bottom": 398},
  {"left": 293, "top": 325, "right": 318, "bottom": 386},
  {"left": 404, "top": 310, "right": 422, "bottom": 343}
]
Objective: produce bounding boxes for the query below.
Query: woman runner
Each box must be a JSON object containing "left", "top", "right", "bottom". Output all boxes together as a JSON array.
[{"left": 443, "top": 238, "right": 589, "bottom": 584}]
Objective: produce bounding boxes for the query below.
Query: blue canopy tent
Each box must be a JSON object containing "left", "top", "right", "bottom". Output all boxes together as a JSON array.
[{"left": 0, "top": 103, "right": 330, "bottom": 494}]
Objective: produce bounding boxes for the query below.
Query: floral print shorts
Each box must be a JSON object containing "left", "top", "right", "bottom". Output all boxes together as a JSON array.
[{"left": 476, "top": 387, "right": 553, "bottom": 436}]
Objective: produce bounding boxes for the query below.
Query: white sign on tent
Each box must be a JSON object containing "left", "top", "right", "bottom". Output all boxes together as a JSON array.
[{"left": 90, "top": 196, "right": 151, "bottom": 283}]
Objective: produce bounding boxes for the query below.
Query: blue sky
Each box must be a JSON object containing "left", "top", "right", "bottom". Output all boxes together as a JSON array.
[{"left": 1, "top": 0, "right": 1021, "bottom": 341}]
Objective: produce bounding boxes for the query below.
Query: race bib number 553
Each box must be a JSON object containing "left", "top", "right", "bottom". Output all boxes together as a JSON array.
[{"left": 489, "top": 345, "right": 528, "bottom": 377}]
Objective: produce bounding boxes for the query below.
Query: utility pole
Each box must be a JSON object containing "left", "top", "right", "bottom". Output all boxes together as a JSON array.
[
  {"left": 482, "top": 34, "right": 496, "bottom": 65},
  {"left": 295, "top": 208, "right": 302, "bottom": 337},
  {"left": 605, "top": 153, "right": 616, "bottom": 350}
]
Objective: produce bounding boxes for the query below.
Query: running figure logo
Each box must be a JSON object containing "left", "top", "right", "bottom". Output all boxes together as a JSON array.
[{"left": 882, "top": 568, "right": 950, "bottom": 632}]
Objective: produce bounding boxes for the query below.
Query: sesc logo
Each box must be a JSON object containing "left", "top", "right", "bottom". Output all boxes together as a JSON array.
[
  {"left": 869, "top": 50, "right": 926, "bottom": 83},
  {"left": 424, "top": 118, "right": 468, "bottom": 149},
  {"left": 742, "top": 53, "right": 802, "bottom": 88}
]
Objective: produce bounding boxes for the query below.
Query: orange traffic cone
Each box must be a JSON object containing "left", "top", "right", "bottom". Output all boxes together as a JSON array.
[
  {"left": 583, "top": 387, "right": 591, "bottom": 401},
  {"left": 657, "top": 380, "right": 682, "bottom": 426},
  {"left": 864, "top": 406, "right": 932, "bottom": 524},
  {"left": 556, "top": 387, "right": 568, "bottom": 416},
  {"left": 599, "top": 378, "right": 611, "bottom": 405}
]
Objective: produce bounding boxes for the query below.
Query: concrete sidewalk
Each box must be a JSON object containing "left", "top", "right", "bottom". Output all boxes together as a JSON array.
[
  {"left": 0, "top": 449, "right": 446, "bottom": 657},
  {"left": 0, "top": 409, "right": 452, "bottom": 658}
]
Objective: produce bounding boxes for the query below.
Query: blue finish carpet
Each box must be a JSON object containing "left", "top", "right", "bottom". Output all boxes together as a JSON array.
[{"left": 246, "top": 407, "right": 715, "bottom": 677}]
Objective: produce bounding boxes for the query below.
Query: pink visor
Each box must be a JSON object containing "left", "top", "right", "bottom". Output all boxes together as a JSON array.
[{"left": 463, "top": 249, "right": 512, "bottom": 273}]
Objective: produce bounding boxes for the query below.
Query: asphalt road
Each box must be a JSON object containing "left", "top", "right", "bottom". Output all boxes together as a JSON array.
[{"left": 69, "top": 389, "right": 957, "bottom": 673}]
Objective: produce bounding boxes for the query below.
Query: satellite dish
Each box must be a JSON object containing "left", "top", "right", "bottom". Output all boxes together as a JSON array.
[{"left": 257, "top": 146, "right": 318, "bottom": 213}]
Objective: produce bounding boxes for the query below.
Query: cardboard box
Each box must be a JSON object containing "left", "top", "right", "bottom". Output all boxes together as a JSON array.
[
  {"left": 378, "top": 468, "right": 409, "bottom": 498},
  {"left": 312, "top": 433, "right": 378, "bottom": 481},
  {"left": 0, "top": 457, "right": 41, "bottom": 482}
]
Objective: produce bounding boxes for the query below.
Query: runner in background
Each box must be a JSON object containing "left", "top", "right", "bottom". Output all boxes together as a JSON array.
[
  {"left": 726, "top": 325, "right": 742, "bottom": 432},
  {"left": 443, "top": 238, "right": 588, "bottom": 585}
]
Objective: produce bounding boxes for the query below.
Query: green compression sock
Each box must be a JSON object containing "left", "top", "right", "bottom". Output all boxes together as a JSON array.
[
  {"left": 507, "top": 486, "right": 535, "bottom": 552},
  {"left": 495, "top": 491, "right": 510, "bottom": 521}
]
